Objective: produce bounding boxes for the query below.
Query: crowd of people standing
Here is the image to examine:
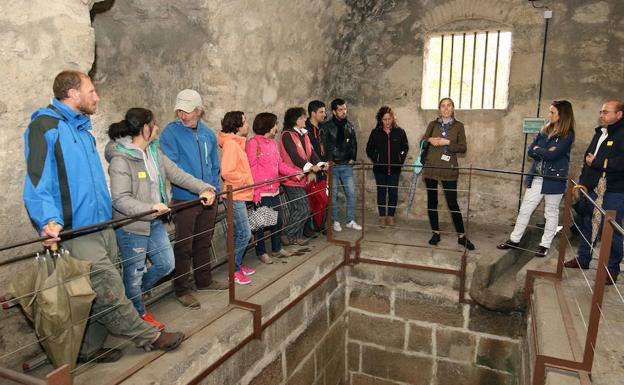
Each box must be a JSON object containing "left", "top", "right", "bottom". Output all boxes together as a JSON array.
[{"left": 20, "top": 69, "right": 624, "bottom": 364}]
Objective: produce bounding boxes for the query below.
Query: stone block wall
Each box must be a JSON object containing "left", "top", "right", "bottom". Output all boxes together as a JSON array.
[
  {"left": 206, "top": 270, "right": 348, "bottom": 385},
  {"left": 346, "top": 266, "right": 525, "bottom": 385}
]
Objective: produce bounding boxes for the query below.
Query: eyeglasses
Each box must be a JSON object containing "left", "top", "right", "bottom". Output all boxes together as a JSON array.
[{"left": 599, "top": 110, "right": 617, "bottom": 114}]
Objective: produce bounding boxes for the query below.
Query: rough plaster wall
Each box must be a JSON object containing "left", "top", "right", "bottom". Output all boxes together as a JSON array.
[
  {"left": 90, "top": 0, "right": 349, "bottom": 140},
  {"left": 329, "top": 0, "right": 623, "bottom": 224},
  {"left": 0, "top": 0, "right": 350, "bottom": 369},
  {"left": 0, "top": 0, "right": 105, "bottom": 367}
]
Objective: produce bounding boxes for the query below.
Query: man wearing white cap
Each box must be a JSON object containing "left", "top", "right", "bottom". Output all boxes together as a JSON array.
[{"left": 159, "top": 89, "right": 227, "bottom": 309}]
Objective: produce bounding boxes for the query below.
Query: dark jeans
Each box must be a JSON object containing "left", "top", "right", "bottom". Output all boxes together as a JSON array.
[
  {"left": 374, "top": 170, "right": 400, "bottom": 217},
  {"left": 171, "top": 200, "right": 217, "bottom": 296},
  {"left": 424, "top": 178, "right": 465, "bottom": 234},
  {"left": 255, "top": 195, "right": 284, "bottom": 255},
  {"left": 577, "top": 191, "right": 624, "bottom": 274}
]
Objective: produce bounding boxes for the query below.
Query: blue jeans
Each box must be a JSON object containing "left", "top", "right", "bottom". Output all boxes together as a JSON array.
[
  {"left": 255, "top": 195, "right": 283, "bottom": 256},
  {"left": 332, "top": 164, "right": 356, "bottom": 223},
  {"left": 115, "top": 220, "right": 174, "bottom": 315},
  {"left": 230, "top": 200, "right": 252, "bottom": 272},
  {"left": 577, "top": 191, "right": 624, "bottom": 274}
]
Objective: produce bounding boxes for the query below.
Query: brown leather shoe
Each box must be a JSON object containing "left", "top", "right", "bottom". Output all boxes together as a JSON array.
[
  {"left": 605, "top": 272, "right": 618, "bottom": 286},
  {"left": 563, "top": 258, "right": 589, "bottom": 269},
  {"left": 152, "top": 331, "right": 184, "bottom": 351},
  {"left": 387, "top": 216, "right": 395, "bottom": 226},
  {"left": 177, "top": 293, "right": 200, "bottom": 309},
  {"left": 258, "top": 253, "right": 274, "bottom": 264},
  {"left": 378, "top": 216, "right": 386, "bottom": 226},
  {"left": 197, "top": 280, "right": 228, "bottom": 291},
  {"left": 78, "top": 348, "right": 123, "bottom": 363}
]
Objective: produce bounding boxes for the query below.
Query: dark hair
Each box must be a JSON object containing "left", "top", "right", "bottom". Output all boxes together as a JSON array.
[
  {"left": 330, "top": 98, "right": 346, "bottom": 111},
  {"left": 53, "top": 70, "right": 86, "bottom": 100},
  {"left": 543, "top": 100, "right": 575, "bottom": 138},
  {"left": 253, "top": 112, "right": 277, "bottom": 135},
  {"left": 375, "top": 106, "right": 396, "bottom": 129},
  {"left": 283, "top": 107, "right": 306, "bottom": 130},
  {"left": 307, "top": 100, "right": 326, "bottom": 115},
  {"left": 221, "top": 111, "right": 245, "bottom": 133},
  {"left": 108, "top": 108, "right": 154, "bottom": 140}
]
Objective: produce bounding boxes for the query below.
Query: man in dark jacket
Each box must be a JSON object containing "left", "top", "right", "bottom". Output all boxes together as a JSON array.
[
  {"left": 304, "top": 100, "right": 327, "bottom": 235},
  {"left": 321, "top": 98, "right": 361, "bottom": 232},
  {"left": 23, "top": 70, "right": 184, "bottom": 363},
  {"left": 565, "top": 99, "right": 624, "bottom": 285}
]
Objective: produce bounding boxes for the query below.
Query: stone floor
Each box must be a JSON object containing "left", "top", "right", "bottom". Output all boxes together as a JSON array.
[{"left": 18, "top": 214, "right": 624, "bottom": 384}]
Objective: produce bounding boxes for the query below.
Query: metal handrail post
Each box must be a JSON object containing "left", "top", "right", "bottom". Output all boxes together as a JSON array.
[
  {"left": 226, "top": 185, "right": 235, "bottom": 303},
  {"left": 556, "top": 180, "right": 575, "bottom": 278},
  {"left": 582, "top": 210, "right": 616, "bottom": 369}
]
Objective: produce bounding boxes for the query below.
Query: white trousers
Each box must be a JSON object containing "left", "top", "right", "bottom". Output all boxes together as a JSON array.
[{"left": 510, "top": 177, "right": 563, "bottom": 248}]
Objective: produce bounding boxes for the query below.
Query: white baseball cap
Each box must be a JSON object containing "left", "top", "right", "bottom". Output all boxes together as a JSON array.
[{"left": 174, "top": 89, "right": 203, "bottom": 113}]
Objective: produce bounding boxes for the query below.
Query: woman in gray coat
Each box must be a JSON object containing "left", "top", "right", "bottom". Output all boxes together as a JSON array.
[{"left": 106, "top": 108, "right": 216, "bottom": 330}]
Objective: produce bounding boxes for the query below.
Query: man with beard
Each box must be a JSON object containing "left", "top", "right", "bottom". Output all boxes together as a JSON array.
[
  {"left": 321, "top": 98, "right": 362, "bottom": 232},
  {"left": 23, "top": 70, "right": 184, "bottom": 363},
  {"left": 159, "top": 89, "right": 227, "bottom": 309}
]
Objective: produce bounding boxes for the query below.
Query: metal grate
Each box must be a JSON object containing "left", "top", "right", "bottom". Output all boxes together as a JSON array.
[{"left": 421, "top": 30, "right": 512, "bottom": 110}]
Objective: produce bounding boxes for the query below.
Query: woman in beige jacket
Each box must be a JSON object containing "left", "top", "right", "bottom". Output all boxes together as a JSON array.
[{"left": 422, "top": 98, "right": 475, "bottom": 250}]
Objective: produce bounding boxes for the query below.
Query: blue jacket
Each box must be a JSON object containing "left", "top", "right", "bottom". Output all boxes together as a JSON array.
[
  {"left": 23, "top": 98, "right": 112, "bottom": 231},
  {"left": 526, "top": 130, "right": 575, "bottom": 194},
  {"left": 159, "top": 119, "right": 221, "bottom": 200}
]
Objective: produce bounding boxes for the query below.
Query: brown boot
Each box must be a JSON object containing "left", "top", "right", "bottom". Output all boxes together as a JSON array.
[
  {"left": 177, "top": 293, "right": 200, "bottom": 309},
  {"left": 378, "top": 216, "right": 386, "bottom": 226},
  {"left": 386, "top": 216, "right": 395, "bottom": 226},
  {"left": 152, "top": 331, "right": 184, "bottom": 351}
]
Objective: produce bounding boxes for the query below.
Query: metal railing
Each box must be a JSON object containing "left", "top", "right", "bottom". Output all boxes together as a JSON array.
[{"left": 1, "top": 163, "right": 621, "bottom": 385}]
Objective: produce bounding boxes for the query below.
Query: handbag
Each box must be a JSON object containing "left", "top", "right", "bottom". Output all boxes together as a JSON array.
[
  {"left": 413, "top": 139, "right": 427, "bottom": 174},
  {"left": 247, "top": 204, "right": 279, "bottom": 232}
]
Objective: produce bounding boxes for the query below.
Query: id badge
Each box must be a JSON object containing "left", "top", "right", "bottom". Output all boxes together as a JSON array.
[{"left": 441, "top": 154, "right": 451, "bottom": 162}]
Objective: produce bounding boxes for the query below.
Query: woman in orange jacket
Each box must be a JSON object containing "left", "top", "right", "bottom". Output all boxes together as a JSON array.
[{"left": 218, "top": 111, "right": 255, "bottom": 285}]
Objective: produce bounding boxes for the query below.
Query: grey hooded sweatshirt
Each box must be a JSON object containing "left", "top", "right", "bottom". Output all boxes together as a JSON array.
[{"left": 105, "top": 137, "right": 214, "bottom": 235}]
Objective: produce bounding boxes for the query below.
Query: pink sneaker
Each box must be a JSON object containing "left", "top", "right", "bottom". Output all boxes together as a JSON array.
[
  {"left": 234, "top": 271, "right": 251, "bottom": 285},
  {"left": 240, "top": 265, "right": 256, "bottom": 277}
]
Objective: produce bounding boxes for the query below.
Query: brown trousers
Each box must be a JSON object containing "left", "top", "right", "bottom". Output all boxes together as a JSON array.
[{"left": 171, "top": 201, "right": 217, "bottom": 296}]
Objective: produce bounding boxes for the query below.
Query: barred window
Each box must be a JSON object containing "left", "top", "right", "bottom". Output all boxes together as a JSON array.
[{"left": 421, "top": 31, "right": 512, "bottom": 110}]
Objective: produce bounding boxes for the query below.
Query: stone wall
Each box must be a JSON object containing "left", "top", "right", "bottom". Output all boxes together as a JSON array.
[
  {"left": 203, "top": 269, "right": 347, "bottom": 385},
  {"left": 346, "top": 264, "right": 525, "bottom": 385},
  {"left": 328, "top": 0, "right": 623, "bottom": 224}
]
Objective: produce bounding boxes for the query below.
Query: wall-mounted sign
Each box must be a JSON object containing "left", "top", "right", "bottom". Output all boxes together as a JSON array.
[{"left": 522, "top": 117, "right": 547, "bottom": 134}]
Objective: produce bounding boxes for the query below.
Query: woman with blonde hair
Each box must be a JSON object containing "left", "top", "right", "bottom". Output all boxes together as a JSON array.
[{"left": 498, "top": 100, "right": 575, "bottom": 257}]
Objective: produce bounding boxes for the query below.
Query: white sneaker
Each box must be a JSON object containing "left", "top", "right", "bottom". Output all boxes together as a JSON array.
[
  {"left": 346, "top": 220, "right": 362, "bottom": 230},
  {"left": 333, "top": 221, "right": 342, "bottom": 232}
]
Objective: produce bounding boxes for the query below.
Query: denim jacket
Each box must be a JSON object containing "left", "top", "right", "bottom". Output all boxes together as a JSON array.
[{"left": 526, "top": 131, "right": 575, "bottom": 194}]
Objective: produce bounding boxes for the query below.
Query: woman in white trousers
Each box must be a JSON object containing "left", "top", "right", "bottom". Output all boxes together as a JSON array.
[{"left": 498, "top": 100, "right": 575, "bottom": 257}]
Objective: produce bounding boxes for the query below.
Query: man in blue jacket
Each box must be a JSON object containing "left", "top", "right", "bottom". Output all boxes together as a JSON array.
[
  {"left": 23, "top": 70, "right": 184, "bottom": 363},
  {"left": 160, "top": 89, "right": 227, "bottom": 309}
]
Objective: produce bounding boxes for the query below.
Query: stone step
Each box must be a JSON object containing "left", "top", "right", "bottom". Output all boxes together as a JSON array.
[{"left": 530, "top": 279, "right": 582, "bottom": 385}]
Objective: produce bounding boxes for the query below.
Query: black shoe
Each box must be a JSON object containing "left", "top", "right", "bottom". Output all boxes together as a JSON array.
[
  {"left": 303, "top": 227, "right": 316, "bottom": 238},
  {"left": 78, "top": 348, "right": 123, "bottom": 363},
  {"left": 458, "top": 236, "right": 475, "bottom": 250},
  {"left": 429, "top": 233, "right": 440, "bottom": 245},
  {"left": 535, "top": 246, "right": 548, "bottom": 258},
  {"left": 497, "top": 239, "right": 519, "bottom": 250}
]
